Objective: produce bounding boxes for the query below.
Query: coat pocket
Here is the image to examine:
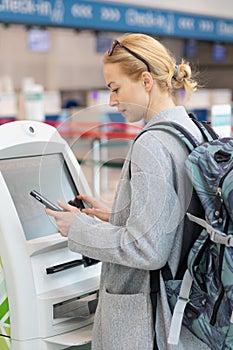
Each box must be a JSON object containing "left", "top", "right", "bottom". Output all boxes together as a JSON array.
[{"left": 101, "top": 288, "right": 153, "bottom": 350}]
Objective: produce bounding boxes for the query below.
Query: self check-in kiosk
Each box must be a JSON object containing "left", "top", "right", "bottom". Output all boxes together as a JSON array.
[{"left": 0, "top": 121, "right": 101, "bottom": 350}]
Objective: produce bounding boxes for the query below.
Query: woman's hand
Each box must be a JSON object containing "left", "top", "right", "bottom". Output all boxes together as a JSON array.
[
  {"left": 78, "top": 194, "right": 111, "bottom": 222},
  {"left": 45, "top": 201, "right": 80, "bottom": 237}
]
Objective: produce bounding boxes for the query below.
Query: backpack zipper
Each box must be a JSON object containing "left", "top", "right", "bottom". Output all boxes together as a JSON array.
[
  {"left": 210, "top": 245, "right": 225, "bottom": 325},
  {"left": 210, "top": 285, "right": 225, "bottom": 325},
  {"left": 210, "top": 167, "right": 232, "bottom": 325},
  {"left": 214, "top": 165, "right": 233, "bottom": 224},
  {"left": 218, "top": 165, "right": 233, "bottom": 188}
]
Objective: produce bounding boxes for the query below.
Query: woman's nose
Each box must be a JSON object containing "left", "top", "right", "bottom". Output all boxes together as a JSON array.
[{"left": 109, "top": 93, "right": 118, "bottom": 107}]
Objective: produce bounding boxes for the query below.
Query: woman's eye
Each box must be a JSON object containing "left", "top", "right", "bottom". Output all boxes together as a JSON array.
[{"left": 112, "top": 88, "right": 119, "bottom": 94}]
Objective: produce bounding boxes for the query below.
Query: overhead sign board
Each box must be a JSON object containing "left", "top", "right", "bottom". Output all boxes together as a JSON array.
[{"left": 0, "top": 0, "right": 233, "bottom": 42}]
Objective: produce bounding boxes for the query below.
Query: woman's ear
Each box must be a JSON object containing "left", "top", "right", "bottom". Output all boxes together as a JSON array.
[{"left": 141, "top": 71, "right": 153, "bottom": 92}]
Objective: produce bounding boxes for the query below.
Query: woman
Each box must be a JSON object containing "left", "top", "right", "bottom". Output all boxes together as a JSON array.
[{"left": 46, "top": 33, "right": 210, "bottom": 350}]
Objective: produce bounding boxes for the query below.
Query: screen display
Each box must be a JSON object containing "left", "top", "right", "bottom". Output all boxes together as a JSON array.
[
  {"left": 27, "top": 29, "right": 51, "bottom": 52},
  {"left": 0, "top": 153, "right": 78, "bottom": 240},
  {"left": 212, "top": 43, "right": 226, "bottom": 62}
]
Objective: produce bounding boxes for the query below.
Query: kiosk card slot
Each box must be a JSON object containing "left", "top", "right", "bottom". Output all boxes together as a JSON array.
[{"left": 53, "top": 291, "right": 98, "bottom": 319}]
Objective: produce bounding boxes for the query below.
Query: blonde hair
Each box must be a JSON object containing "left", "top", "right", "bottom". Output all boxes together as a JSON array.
[{"left": 103, "top": 33, "right": 197, "bottom": 98}]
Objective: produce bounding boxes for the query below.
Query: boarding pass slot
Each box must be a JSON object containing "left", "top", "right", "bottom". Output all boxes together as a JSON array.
[
  {"left": 46, "top": 257, "right": 99, "bottom": 274},
  {"left": 53, "top": 291, "right": 98, "bottom": 320}
]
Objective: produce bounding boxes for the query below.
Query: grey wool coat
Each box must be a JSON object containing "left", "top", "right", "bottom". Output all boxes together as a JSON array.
[{"left": 68, "top": 106, "right": 211, "bottom": 350}]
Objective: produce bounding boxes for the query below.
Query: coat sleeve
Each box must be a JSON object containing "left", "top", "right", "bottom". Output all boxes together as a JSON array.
[{"left": 68, "top": 131, "right": 187, "bottom": 270}]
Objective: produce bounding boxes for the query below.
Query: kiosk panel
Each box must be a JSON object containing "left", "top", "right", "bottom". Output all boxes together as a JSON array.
[{"left": 0, "top": 121, "right": 100, "bottom": 350}]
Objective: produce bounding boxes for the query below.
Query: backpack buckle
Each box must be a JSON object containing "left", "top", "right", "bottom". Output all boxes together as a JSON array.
[
  {"left": 209, "top": 229, "right": 233, "bottom": 247},
  {"left": 187, "top": 213, "right": 233, "bottom": 247}
]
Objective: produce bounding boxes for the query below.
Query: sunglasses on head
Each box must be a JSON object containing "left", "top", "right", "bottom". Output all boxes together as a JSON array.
[{"left": 108, "top": 39, "right": 151, "bottom": 73}]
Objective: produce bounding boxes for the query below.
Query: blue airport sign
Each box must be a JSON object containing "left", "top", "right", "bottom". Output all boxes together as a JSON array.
[{"left": 0, "top": 0, "right": 232, "bottom": 42}]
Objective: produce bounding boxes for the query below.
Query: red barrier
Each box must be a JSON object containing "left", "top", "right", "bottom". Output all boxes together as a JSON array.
[
  {"left": 0, "top": 119, "right": 142, "bottom": 140},
  {"left": 45, "top": 120, "right": 142, "bottom": 139}
]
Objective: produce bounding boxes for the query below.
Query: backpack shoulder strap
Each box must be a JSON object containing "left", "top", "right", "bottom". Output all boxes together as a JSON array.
[
  {"left": 131, "top": 121, "right": 199, "bottom": 171},
  {"left": 129, "top": 121, "right": 197, "bottom": 179},
  {"left": 147, "top": 122, "right": 199, "bottom": 150},
  {"left": 189, "top": 115, "right": 219, "bottom": 141},
  {"left": 133, "top": 115, "right": 218, "bottom": 155}
]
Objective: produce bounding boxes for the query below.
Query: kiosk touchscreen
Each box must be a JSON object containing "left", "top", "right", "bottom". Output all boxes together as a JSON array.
[{"left": 0, "top": 121, "right": 101, "bottom": 350}]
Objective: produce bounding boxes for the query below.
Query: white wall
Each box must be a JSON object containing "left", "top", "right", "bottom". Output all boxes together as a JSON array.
[
  {"left": 45, "top": 30, "right": 105, "bottom": 90},
  {"left": 0, "top": 26, "right": 105, "bottom": 91}
]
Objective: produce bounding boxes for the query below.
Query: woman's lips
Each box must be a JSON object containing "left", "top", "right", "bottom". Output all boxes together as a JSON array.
[{"left": 118, "top": 109, "right": 127, "bottom": 115}]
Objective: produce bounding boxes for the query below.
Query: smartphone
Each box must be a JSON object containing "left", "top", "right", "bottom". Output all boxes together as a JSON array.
[
  {"left": 68, "top": 197, "right": 85, "bottom": 210},
  {"left": 30, "top": 190, "right": 62, "bottom": 211}
]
